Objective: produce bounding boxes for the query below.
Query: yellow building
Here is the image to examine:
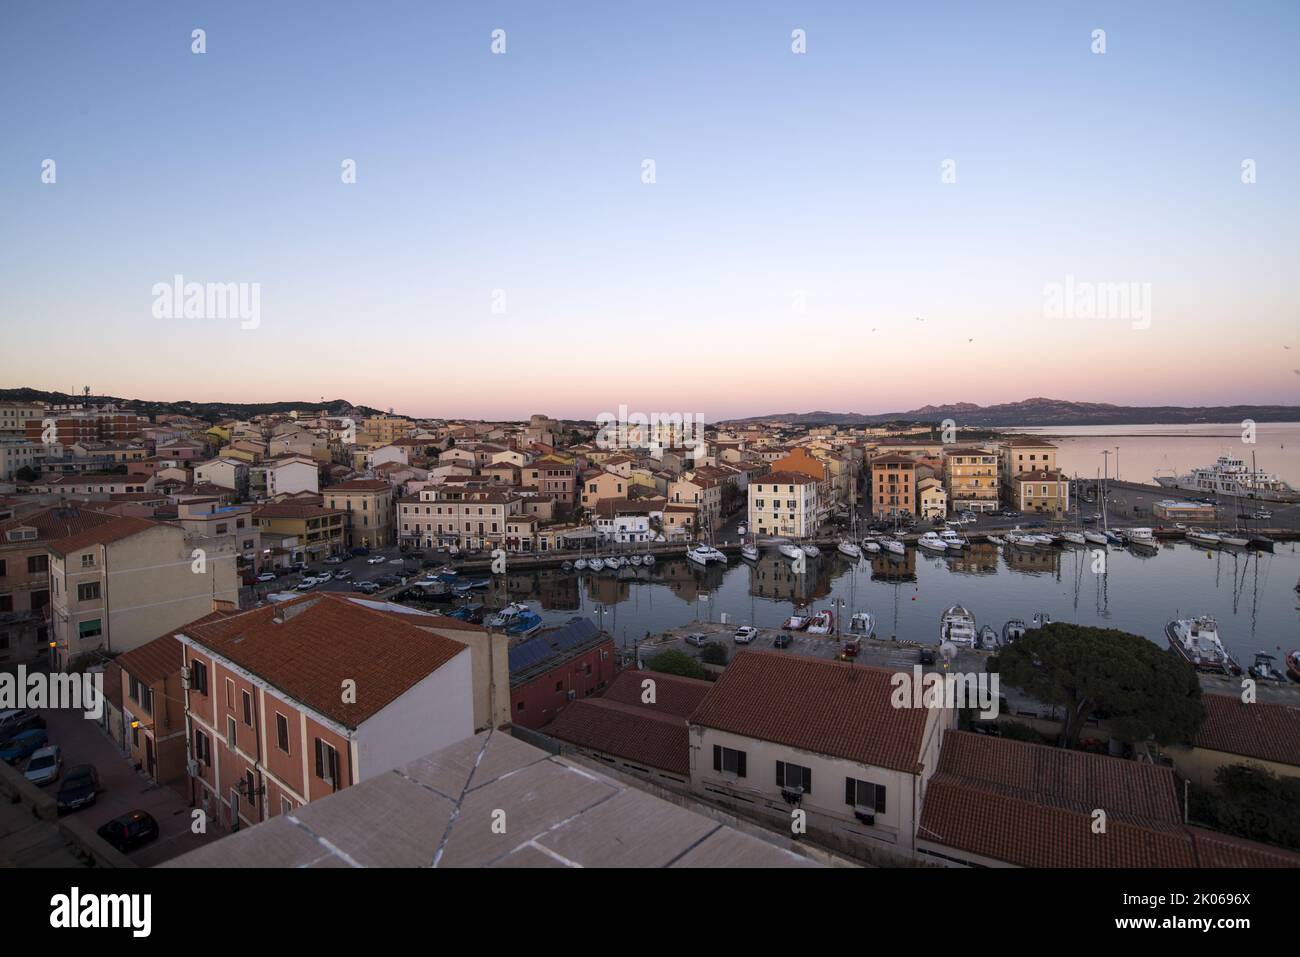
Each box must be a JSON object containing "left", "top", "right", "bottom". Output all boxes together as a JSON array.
[
  {"left": 326, "top": 479, "right": 395, "bottom": 548},
  {"left": 869, "top": 454, "right": 917, "bottom": 518},
  {"left": 252, "top": 501, "right": 346, "bottom": 561},
  {"left": 1011, "top": 470, "right": 1070, "bottom": 518},
  {"left": 944, "top": 447, "right": 999, "bottom": 514}
]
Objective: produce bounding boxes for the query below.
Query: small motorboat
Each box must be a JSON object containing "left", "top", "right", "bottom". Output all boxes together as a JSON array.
[
  {"left": 1006, "top": 531, "right": 1040, "bottom": 549},
  {"left": 807, "top": 610, "right": 834, "bottom": 635},
  {"left": 1002, "top": 619, "right": 1027, "bottom": 644},
  {"left": 1104, "top": 530, "right": 1127, "bottom": 547},
  {"left": 629, "top": 554, "right": 644, "bottom": 566},
  {"left": 742, "top": 543, "right": 760, "bottom": 562},
  {"left": 1186, "top": 528, "right": 1221, "bottom": 547},
  {"left": 881, "top": 538, "right": 906, "bottom": 556},
  {"left": 977, "top": 625, "right": 999, "bottom": 651},
  {"left": 1060, "top": 531, "right": 1087, "bottom": 545},
  {"left": 939, "top": 529, "right": 968, "bottom": 549},
  {"left": 574, "top": 558, "right": 588, "bottom": 571},
  {"left": 1030, "top": 612, "right": 1052, "bottom": 629},
  {"left": 1247, "top": 652, "right": 1286, "bottom": 683},
  {"left": 448, "top": 603, "right": 484, "bottom": 624},
  {"left": 561, "top": 561, "right": 573, "bottom": 572},
  {"left": 507, "top": 610, "right": 544, "bottom": 637},
  {"left": 837, "top": 540, "right": 863, "bottom": 559},
  {"left": 860, "top": 538, "right": 881, "bottom": 553},
  {"left": 1128, "top": 528, "right": 1159, "bottom": 551},
  {"left": 1030, "top": 533, "right": 1056, "bottom": 546},
  {"left": 917, "top": 532, "right": 948, "bottom": 553},
  {"left": 643, "top": 554, "right": 655, "bottom": 566},
  {"left": 779, "top": 543, "right": 804, "bottom": 561},
  {"left": 783, "top": 615, "right": 811, "bottom": 631},
  {"left": 487, "top": 601, "right": 533, "bottom": 629},
  {"left": 940, "top": 605, "right": 977, "bottom": 646},
  {"left": 588, "top": 557, "right": 606, "bottom": 572},
  {"left": 848, "top": 612, "right": 875, "bottom": 637},
  {"left": 686, "top": 545, "right": 713, "bottom": 566},
  {"left": 1165, "top": 615, "right": 1240, "bottom": 674},
  {"left": 1287, "top": 650, "right": 1300, "bottom": 683},
  {"left": 800, "top": 543, "right": 821, "bottom": 558}
]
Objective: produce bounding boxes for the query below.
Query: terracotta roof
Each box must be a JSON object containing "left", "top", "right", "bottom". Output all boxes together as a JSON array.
[
  {"left": 599, "top": 668, "right": 711, "bottom": 719},
  {"left": 328, "top": 479, "right": 390, "bottom": 491},
  {"left": 544, "top": 698, "right": 690, "bottom": 775},
  {"left": 0, "top": 506, "right": 119, "bottom": 545},
  {"left": 1186, "top": 826, "right": 1300, "bottom": 867},
  {"left": 1192, "top": 693, "right": 1300, "bottom": 767},
  {"left": 689, "top": 651, "right": 931, "bottom": 773},
  {"left": 253, "top": 503, "right": 343, "bottom": 520},
  {"left": 47, "top": 516, "right": 158, "bottom": 557},
  {"left": 177, "top": 594, "right": 467, "bottom": 728},
  {"left": 115, "top": 634, "right": 184, "bottom": 685},
  {"left": 755, "top": 471, "right": 818, "bottom": 485},
  {"left": 869, "top": 454, "right": 919, "bottom": 467}
]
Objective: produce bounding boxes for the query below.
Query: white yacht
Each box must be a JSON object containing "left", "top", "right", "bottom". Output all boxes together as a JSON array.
[
  {"left": 742, "top": 543, "right": 760, "bottom": 562},
  {"left": 939, "top": 528, "right": 968, "bottom": 549},
  {"left": 940, "top": 605, "right": 977, "bottom": 646},
  {"left": 687, "top": 544, "right": 725, "bottom": 565},
  {"left": 860, "top": 538, "right": 881, "bottom": 554},
  {"left": 881, "top": 537, "right": 906, "bottom": 556},
  {"left": 1220, "top": 531, "right": 1250, "bottom": 548},
  {"left": 800, "top": 543, "right": 821, "bottom": 558},
  {"left": 587, "top": 557, "right": 605, "bottom": 572},
  {"left": 1060, "top": 531, "right": 1087, "bottom": 545},
  {"left": 1128, "top": 527, "right": 1159, "bottom": 550},
  {"left": 1006, "top": 530, "right": 1040, "bottom": 549},
  {"left": 848, "top": 612, "right": 876, "bottom": 638},
  {"left": 837, "top": 540, "right": 863, "bottom": 559},
  {"left": 1082, "top": 529, "right": 1109, "bottom": 546},
  {"left": 917, "top": 532, "right": 948, "bottom": 552},
  {"left": 574, "top": 558, "right": 588, "bottom": 571},
  {"left": 779, "top": 542, "right": 804, "bottom": 561}
]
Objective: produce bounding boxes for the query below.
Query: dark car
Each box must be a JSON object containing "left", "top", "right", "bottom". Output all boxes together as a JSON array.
[
  {"left": 1, "top": 728, "right": 49, "bottom": 765},
  {"left": 918, "top": 648, "right": 936, "bottom": 666},
  {"left": 773, "top": 633, "right": 791, "bottom": 649},
  {"left": 375, "top": 574, "right": 400, "bottom": 587},
  {"left": 0, "top": 710, "right": 45, "bottom": 739},
  {"left": 56, "top": 765, "right": 100, "bottom": 814},
  {"left": 96, "top": 810, "right": 159, "bottom": 852}
]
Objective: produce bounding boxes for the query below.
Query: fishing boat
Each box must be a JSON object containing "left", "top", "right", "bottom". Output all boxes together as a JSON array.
[
  {"left": 779, "top": 542, "right": 804, "bottom": 561},
  {"left": 1186, "top": 528, "right": 1221, "bottom": 547},
  {"left": 1247, "top": 652, "right": 1286, "bottom": 683},
  {"left": 1128, "top": 527, "right": 1159, "bottom": 550},
  {"left": 1165, "top": 616, "right": 1240, "bottom": 674},
  {"left": 976, "top": 625, "right": 999, "bottom": 651},
  {"left": 782, "top": 614, "right": 811, "bottom": 630},
  {"left": 848, "top": 612, "right": 876, "bottom": 637},
  {"left": 1287, "top": 650, "right": 1300, "bottom": 683},
  {"left": 800, "top": 543, "right": 821, "bottom": 558},
  {"left": 1002, "top": 619, "right": 1027, "bottom": 644},
  {"left": 939, "top": 528, "right": 968, "bottom": 549},
  {"left": 837, "top": 540, "right": 863, "bottom": 559},
  {"left": 807, "top": 610, "right": 834, "bottom": 635},
  {"left": 917, "top": 531, "right": 948, "bottom": 552},
  {"left": 741, "top": 543, "right": 760, "bottom": 562},
  {"left": 940, "top": 605, "right": 977, "bottom": 646},
  {"left": 574, "top": 558, "right": 588, "bottom": 571},
  {"left": 587, "top": 557, "right": 606, "bottom": 572}
]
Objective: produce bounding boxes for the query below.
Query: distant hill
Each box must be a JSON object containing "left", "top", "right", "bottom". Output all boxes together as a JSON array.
[
  {"left": 0, "top": 388, "right": 383, "bottom": 424},
  {"left": 724, "top": 397, "right": 1300, "bottom": 427}
]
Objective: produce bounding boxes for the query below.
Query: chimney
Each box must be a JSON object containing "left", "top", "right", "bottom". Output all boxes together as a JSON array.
[{"left": 273, "top": 596, "right": 321, "bottom": 624}]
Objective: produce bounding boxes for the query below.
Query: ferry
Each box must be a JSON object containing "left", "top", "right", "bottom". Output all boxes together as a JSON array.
[
  {"left": 1155, "top": 454, "right": 1293, "bottom": 498},
  {"left": 1165, "top": 615, "right": 1240, "bottom": 675}
]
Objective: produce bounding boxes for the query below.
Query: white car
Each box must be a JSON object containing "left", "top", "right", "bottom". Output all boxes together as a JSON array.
[
  {"left": 367, "top": 555, "right": 386, "bottom": 565},
  {"left": 316, "top": 570, "right": 333, "bottom": 581},
  {"left": 256, "top": 571, "right": 276, "bottom": 583},
  {"left": 324, "top": 556, "right": 343, "bottom": 564},
  {"left": 733, "top": 626, "right": 759, "bottom": 644},
  {"left": 685, "top": 632, "right": 710, "bottom": 648},
  {"left": 25, "top": 745, "right": 61, "bottom": 786},
  {"left": 296, "top": 578, "right": 319, "bottom": 591}
]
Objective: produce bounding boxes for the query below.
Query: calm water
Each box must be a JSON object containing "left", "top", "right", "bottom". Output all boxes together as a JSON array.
[
  {"left": 1003, "top": 422, "right": 1300, "bottom": 487},
  {"left": 482, "top": 543, "right": 1300, "bottom": 662}
]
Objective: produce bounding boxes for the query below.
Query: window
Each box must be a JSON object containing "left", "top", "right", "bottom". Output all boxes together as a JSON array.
[
  {"left": 225, "top": 677, "right": 235, "bottom": 709},
  {"left": 242, "top": 690, "right": 253, "bottom": 725},
  {"left": 314, "top": 738, "right": 340, "bottom": 788},
  {"left": 845, "top": 777, "right": 887, "bottom": 813},
  {"left": 276, "top": 712, "right": 290, "bottom": 753},
  {"left": 80, "top": 553, "right": 95, "bottom": 568},
  {"left": 712, "top": 745, "right": 746, "bottom": 777},
  {"left": 281, "top": 796, "right": 293, "bottom": 816},
  {"left": 77, "top": 582, "right": 100, "bottom": 601},
  {"left": 78, "top": 619, "right": 102, "bottom": 640},
  {"left": 191, "top": 660, "right": 208, "bottom": 695},
  {"left": 128, "top": 712, "right": 139, "bottom": 747},
  {"left": 194, "top": 729, "right": 211, "bottom": 766},
  {"left": 27, "top": 556, "right": 50, "bottom": 574},
  {"left": 776, "top": 761, "right": 812, "bottom": 794},
  {"left": 227, "top": 716, "right": 237, "bottom": 749}
]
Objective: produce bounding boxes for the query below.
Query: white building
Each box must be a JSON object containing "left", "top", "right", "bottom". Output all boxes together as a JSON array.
[{"left": 747, "top": 472, "right": 819, "bottom": 538}]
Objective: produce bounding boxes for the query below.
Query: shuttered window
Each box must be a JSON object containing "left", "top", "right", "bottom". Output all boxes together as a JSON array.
[{"left": 776, "top": 760, "right": 812, "bottom": 793}]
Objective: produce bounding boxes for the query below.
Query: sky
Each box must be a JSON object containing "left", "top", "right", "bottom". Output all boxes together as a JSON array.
[{"left": 2, "top": 1, "right": 1298, "bottom": 421}]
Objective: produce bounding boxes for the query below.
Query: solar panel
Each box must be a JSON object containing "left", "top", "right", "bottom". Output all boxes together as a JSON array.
[{"left": 508, "top": 637, "right": 554, "bottom": 674}]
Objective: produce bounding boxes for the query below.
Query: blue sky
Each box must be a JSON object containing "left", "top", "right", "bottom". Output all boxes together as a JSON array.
[{"left": 2, "top": 1, "right": 1297, "bottom": 419}]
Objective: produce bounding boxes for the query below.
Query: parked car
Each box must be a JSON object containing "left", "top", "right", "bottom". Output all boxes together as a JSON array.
[
  {"left": 733, "top": 626, "right": 759, "bottom": 644},
  {"left": 0, "top": 709, "right": 44, "bottom": 738},
  {"left": 25, "top": 744, "right": 62, "bottom": 785},
  {"left": 1254, "top": 511, "right": 1272, "bottom": 520},
  {"left": 684, "top": 632, "right": 709, "bottom": 648},
  {"left": 316, "top": 570, "right": 333, "bottom": 581},
  {"left": 352, "top": 581, "right": 379, "bottom": 594},
  {"left": 1, "top": 728, "right": 49, "bottom": 765},
  {"left": 918, "top": 648, "right": 936, "bottom": 666},
  {"left": 375, "top": 575, "right": 400, "bottom": 587},
  {"left": 773, "top": 632, "right": 791, "bottom": 649},
  {"left": 334, "top": 568, "right": 352, "bottom": 580},
  {"left": 96, "top": 810, "right": 160, "bottom": 853},
  {"left": 324, "top": 555, "right": 343, "bottom": 564},
  {"left": 256, "top": 571, "right": 277, "bottom": 583},
  {"left": 56, "top": 765, "right": 100, "bottom": 814},
  {"left": 295, "top": 578, "right": 318, "bottom": 591},
  {"left": 367, "top": 554, "right": 386, "bottom": 565}
]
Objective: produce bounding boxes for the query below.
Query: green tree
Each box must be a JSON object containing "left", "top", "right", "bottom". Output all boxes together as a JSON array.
[
  {"left": 647, "top": 649, "right": 707, "bottom": 680},
  {"left": 1190, "top": 764, "right": 1300, "bottom": 851},
  {"left": 989, "top": 622, "right": 1204, "bottom": 750},
  {"left": 14, "top": 465, "right": 37, "bottom": 482},
  {"left": 699, "top": 642, "right": 728, "bottom": 666}
]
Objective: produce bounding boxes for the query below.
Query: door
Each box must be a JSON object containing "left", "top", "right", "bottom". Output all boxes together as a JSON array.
[{"left": 145, "top": 736, "right": 156, "bottom": 779}]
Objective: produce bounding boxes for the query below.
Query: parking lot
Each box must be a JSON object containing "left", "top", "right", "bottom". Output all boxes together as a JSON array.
[
  {"left": 16, "top": 707, "right": 221, "bottom": 866},
  {"left": 243, "top": 544, "right": 455, "bottom": 603}
]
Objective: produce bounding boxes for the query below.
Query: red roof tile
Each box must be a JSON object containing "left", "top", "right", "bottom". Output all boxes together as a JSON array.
[
  {"left": 1192, "top": 693, "right": 1300, "bottom": 767},
  {"left": 600, "top": 668, "right": 711, "bottom": 719},
  {"left": 544, "top": 698, "right": 690, "bottom": 775},
  {"left": 47, "top": 516, "right": 158, "bottom": 557}
]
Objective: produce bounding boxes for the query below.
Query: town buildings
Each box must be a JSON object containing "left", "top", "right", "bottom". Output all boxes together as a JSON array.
[
  {"left": 943, "top": 447, "right": 1000, "bottom": 514},
  {"left": 747, "top": 472, "right": 820, "bottom": 538},
  {"left": 325, "top": 478, "right": 395, "bottom": 549},
  {"left": 869, "top": 453, "right": 917, "bottom": 519}
]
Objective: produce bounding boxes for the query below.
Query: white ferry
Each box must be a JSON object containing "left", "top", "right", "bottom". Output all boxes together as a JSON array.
[{"left": 1155, "top": 454, "right": 1293, "bottom": 498}]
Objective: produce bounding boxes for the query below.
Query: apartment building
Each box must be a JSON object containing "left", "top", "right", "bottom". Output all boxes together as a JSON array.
[
  {"left": 46, "top": 517, "right": 240, "bottom": 670},
  {"left": 176, "top": 594, "right": 473, "bottom": 831},
  {"left": 747, "top": 472, "right": 819, "bottom": 538},
  {"left": 24, "top": 404, "right": 150, "bottom": 445},
  {"left": 1010, "top": 469, "right": 1070, "bottom": 517},
  {"left": 116, "top": 632, "right": 190, "bottom": 791},
  {"left": 261, "top": 454, "right": 319, "bottom": 497},
  {"left": 670, "top": 475, "right": 724, "bottom": 533},
  {"left": 358, "top": 414, "right": 416, "bottom": 447},
  {"left": 399, "top": 487, "right": 522, "bottom": 550},
  {"left": 326, "top": 478, "right": 395, "bottom": 549},
  {"left": 0, "top": 506, "right": 119, "bottom": 667},
  {"left": 0, "top": 401, "right": 44, "bottom": 436},
  {"left": 193, "top": 457, "right": 250, "bottom": 496},
  {"left": 46, "top": 472, "right": 156, "bottom": 496},
  {"left": 581, "top": 470, "right": 629, "bottom": 509},
  {"left": 252, "top": 501, "right": 345, "bottom": 563},
  {"left": 869, "top": 454, "right": 917, "bottom": 519},
  {"left": 999, "top": 436, "right": 1059, "bottom": 480},
  {"left": 690, "top": 650, "right": 955, "bottom": 863},
  {"left": 917, "top": 475, "right": 948, "bottom": 519},
  {"left": 0, "top": 437, "right": 42, "bottom": 480},
  {"left": 944, "top": 447, "right": 1000, "bottom": 514}
]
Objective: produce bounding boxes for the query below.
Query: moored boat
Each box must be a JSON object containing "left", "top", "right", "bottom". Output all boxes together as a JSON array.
[
  {"left": 574, "top": 557, "right": 588, "bottom": 571},
  {"left": 939, "top": 529, "right": 968, "bottom": 549},
  {"left": 800, "top": 543, "right": 821, "bottom": 558},
  {"left": 782, "top": 614, "right": 811, "bottom": 631},
  {"left": 1128, "top": 527, "right": 1159, "bottom": 550},
  {"left": 977, "top": 625, "right": 999, "bottom": 651},
  {"left": 940, "top": 605, "right": 977, "bottom": 646},
  {"left": 848, "top": 612, "right": 876, "bottom": 637},
  {"left": 807, "top": 610, "right": 834, "bottom": 635},
  {"left": 742, "top": 543, "right": 760, "bottom": 562},
  {"left": 1287, "top": 650, "right": 1300, "bottom": 683},
  {"left": 1186, "top": 528, "right": 1221, "bottom": 547},
  {"left": 917, "top": 532, "right": 948, "bottom": 552},
  {"left": 1002, "top": 619, "right": 1026, "bottom": 644},
  {"left": 1165, "top": 615, "right": 1240, "bottom": 675},
  {"left": 1082, "top": 529, "right": 1109, "bottom": 546},
  {"left": 779, "top": 543, "right": 804, "bottom": 561},
  {"left": 587, "top": 557, "right": 605, "bottom": 572},
  {"left": 1247, "top": 652, "right": 1285, "bottom": 683},
  {"left": 1060, "top": 531, "right": 1087, "bottom": 545},
  {"left": 881, "top": 537, "right": 906, "bottom": 556},
  {"left": 860, "top": 538, "right": 881, "bottom": 554},
  {"left": 837, "top": 540, "right": 863, "bottom": 559}
]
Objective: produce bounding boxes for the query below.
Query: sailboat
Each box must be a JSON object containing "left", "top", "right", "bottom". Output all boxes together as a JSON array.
[
  {"left": 1060, "top": 477, "right": 1087, "bottom": 544},
  {"left": 838, "top": 507, "right": 862, "bottom": 558}
]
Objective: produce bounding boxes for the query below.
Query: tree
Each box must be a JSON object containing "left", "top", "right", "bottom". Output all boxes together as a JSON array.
[
  {"left": 699, "top": 642, "right": 728, "bottom": 666},
  {"left": 647, "top": 649, "right": 707, "bottom": 680},
  {"left": 1190, "top": 764, "right": 1300, "bottom": 851},
  {"left": 14, "top": 465, "right": 37, "bottom": 482},
  {"left": 989, "top": 622, "right": 1204, "bottom": 750}
]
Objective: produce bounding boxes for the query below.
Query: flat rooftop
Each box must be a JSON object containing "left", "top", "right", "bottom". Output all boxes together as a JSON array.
[{"left": 162, "top": 731, "right": 822, "bottom": 868}]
